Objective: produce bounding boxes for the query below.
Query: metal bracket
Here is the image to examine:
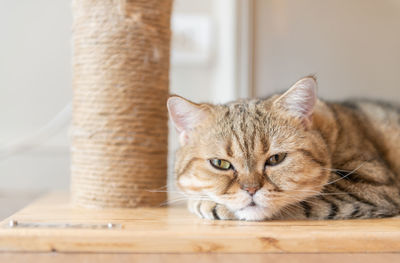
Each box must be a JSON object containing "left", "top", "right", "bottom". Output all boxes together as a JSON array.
[{"left": 7, "top": 219, "right": 122, "bottom": 229}]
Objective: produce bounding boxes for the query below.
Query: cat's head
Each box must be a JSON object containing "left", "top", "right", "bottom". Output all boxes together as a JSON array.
[{"left": 168, "top": 77, "right": 331, "bottom": 221}]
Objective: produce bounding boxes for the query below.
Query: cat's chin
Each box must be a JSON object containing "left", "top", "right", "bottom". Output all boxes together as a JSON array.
[{"left": 234, "top": 205, "right": 272, "bottom": 221}]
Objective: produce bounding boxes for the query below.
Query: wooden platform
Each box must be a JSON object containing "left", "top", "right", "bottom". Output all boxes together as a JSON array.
[{"left": 0, "top": 192, "right": 400, "bottom": 255}]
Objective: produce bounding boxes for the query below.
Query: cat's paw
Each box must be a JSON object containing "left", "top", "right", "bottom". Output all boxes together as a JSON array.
[{"left": 188, "top": 200, "right": 235, "bottom": 220}]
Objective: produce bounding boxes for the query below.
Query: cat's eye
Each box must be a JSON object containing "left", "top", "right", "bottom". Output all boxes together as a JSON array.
[
  {"left": 265, "top": 153, "right": 287, "bottom": 166},
  {"left": 209, "top": 159, "right": 232, "bottom": 170}
]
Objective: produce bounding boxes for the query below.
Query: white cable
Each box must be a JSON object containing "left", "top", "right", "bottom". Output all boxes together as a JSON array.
[{"left": 0, "top": 103, "right": 72, "bottom": 161}]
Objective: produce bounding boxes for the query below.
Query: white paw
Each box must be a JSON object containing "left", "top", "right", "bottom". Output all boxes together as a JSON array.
[{"left": 188, "top": 200, "right": 236, "bottom": 220}]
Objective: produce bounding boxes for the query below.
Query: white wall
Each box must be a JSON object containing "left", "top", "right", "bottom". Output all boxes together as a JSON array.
[
  {"left": 254, "top": 0, "right": 400, "bottom": 101},
  {"left": 0, "top": 1, "right": 72, "bottom": 189}
]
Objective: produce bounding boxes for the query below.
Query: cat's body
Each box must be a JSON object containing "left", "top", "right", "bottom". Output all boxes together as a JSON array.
[{"left": 168, "top": 77, "right": 400, "bottom": 221}]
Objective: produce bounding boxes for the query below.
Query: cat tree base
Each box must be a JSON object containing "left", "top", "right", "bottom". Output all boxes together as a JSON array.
[{"left": 0, "top": 192, "right": 399, "bottom": 261}]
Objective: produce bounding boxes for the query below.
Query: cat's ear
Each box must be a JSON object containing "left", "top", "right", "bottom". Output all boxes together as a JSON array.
[
  {"left": 167, "top": 95, "right": 209, "bottom": 145},
  {"left": 273, "top": 76, "right": 317, "bottom": 126}
]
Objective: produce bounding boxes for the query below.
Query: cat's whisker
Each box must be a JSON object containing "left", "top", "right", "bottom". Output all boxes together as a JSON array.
[
  {"left": 147, "top": 184, "right": 170, "bottom": 191},
  {"left": 287, "top": 189, "right": 359, "bottom": 196},
  {"left": 287, "top": 189, "right": 321, "bottom": 194},
  {"left": 286, "top": 196, "right": 320, "bottom": 207},
  {"left": 318, "top": 192, "right": 356, "bottom": 196},
  {"left": 319, "top": 161, "right": 367, "bottom": 187},
  {"left": 159, "top": 197, "right": 212, "bottom": 206},
  {"left": 284, "top": 201, "right": 304, "bottom": 211},
  {"left": 275, "top": 200, "right": 303, "bottom": 219},
  {"left": 146, "top": 189, "right": 187, "bottom": 194},
  {"left": 269, "top": 194, "right": 321, "bottom": 207},
  {"left": 322, "top": 167, "right": 353, "bottom": 173}
]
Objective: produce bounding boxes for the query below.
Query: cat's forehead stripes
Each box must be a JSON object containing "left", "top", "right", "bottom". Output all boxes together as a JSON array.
[
  {"left": 225, "top": 139, "right": 234, "bottom": 157},
  {"left": 221, "top": 101, "right": 271, "bottom": 166}
]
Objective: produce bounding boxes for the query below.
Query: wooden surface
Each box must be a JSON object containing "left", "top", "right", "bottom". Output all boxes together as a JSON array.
[
  {"left": 1, "top": 253, "right": 400, "bottom": 263},
  {"left": 0, "top": 192, "right": 400, "bottom": 253}
]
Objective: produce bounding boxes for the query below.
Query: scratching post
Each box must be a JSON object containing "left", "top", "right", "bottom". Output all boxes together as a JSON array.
[{"left": 71, "top": 0, "right": 172, "bottom": 207}]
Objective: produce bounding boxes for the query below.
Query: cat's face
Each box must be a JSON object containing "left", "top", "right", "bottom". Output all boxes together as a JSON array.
[{"left": 168, "top": 77, "right": 331, "bottom": 221}]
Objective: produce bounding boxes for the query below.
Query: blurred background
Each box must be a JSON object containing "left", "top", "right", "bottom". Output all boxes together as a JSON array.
[{"left": 1, "top": 0, "right": 399, "bottom": 218}]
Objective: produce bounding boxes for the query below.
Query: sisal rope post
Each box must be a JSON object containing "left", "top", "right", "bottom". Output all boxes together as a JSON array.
[{"left": 71, "top": 0, "right": 172, "bottom": 208}]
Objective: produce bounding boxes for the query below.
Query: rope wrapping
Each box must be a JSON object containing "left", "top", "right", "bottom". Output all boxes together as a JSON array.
[{"left": 71, "top": 0, "right": 172, "bottom": 207}]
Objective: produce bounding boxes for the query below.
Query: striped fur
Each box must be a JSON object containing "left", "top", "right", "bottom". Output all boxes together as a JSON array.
[{"left": 170, "top": 78, "right": 400, "bottom": 221}]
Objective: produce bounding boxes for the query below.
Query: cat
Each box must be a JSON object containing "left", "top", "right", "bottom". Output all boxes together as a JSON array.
[{"left": 167, "top": 76, "right": 400, "bottom": 221}]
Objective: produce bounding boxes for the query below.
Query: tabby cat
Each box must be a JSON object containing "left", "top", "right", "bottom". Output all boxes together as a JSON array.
[{"left": 167, "top": 77, "right": 400, "bottom": 221}]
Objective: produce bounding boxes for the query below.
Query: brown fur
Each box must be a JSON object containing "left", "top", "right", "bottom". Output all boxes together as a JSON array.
[{"left": 170, "top": 78, "right": 400, "bottom": 221}]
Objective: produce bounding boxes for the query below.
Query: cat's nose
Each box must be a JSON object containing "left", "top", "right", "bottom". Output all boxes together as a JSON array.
[{"left": 241, "top": 185, "right": 260, "bottom": 196}]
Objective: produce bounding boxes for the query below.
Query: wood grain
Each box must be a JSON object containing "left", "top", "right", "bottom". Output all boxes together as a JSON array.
[
  {"left": 0, "top": 192, "right": 399, "bottom": 253},
  {"left": 1, "top": 253, "right": 400, "bottom": 263}
]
